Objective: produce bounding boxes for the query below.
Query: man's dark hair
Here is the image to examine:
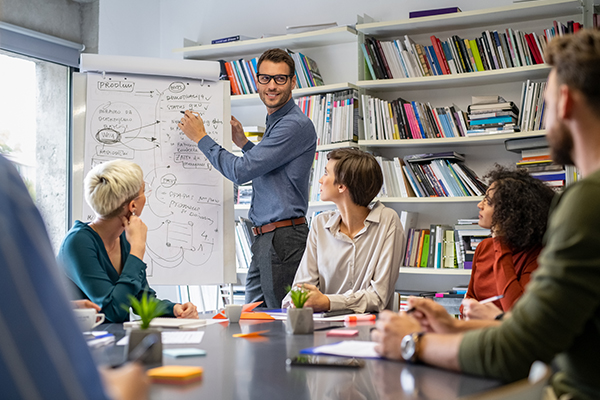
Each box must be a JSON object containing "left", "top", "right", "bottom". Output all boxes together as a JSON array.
[
  {"left": 327, "top": 148, "right": 383, "bottom": 207},
  {"left": 484, "top": 165, "right": 555, "bottom": 252},
  {"left": 546, "top": 29, "right": 600, "bottom": 110},
  {"left": 257, "top": 48, "right": 295, "bottom": 76}
]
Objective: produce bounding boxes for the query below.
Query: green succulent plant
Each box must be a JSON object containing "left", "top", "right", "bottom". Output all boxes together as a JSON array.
[
  {"left": 122, "top": 291, "right": 166, "bottom": 330},
  {"left": 286, "top": 285, "right": 311, "bottom": 309}
]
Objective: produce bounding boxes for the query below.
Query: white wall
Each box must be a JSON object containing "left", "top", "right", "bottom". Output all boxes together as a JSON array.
[
  {"left": 98, "top": 0, "right": 161, "bottom": 56},
  {"left": 99, "top": 0, "right": 515, "bottom": 58}
]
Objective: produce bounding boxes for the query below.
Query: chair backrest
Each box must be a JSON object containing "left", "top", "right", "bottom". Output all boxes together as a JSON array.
[{"left": 460, "top": 362, "right": 552, "bottom": 400}]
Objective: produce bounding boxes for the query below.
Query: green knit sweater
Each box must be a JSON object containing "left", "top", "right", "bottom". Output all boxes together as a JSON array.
[{"left": 459, "top": 168, "right": 600, "bottom": 400}]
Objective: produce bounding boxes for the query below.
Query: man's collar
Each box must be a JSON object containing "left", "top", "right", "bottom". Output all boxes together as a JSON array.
[{"left": 266, "top": 98, "right": 295, "bottom": 125}]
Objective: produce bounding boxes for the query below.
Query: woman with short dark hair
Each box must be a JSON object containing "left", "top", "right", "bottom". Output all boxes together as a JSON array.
[{"left": 282, "top": 148, "right": 405, "bottom": 313}]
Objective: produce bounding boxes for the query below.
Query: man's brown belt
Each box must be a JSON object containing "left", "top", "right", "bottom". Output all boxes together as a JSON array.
[{"left": 252, "top": 217, "right": 306, "bottom": 236}]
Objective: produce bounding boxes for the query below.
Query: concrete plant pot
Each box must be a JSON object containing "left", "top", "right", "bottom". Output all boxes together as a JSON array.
[
  {"left": 127, "top": 328, "right": 163, "bottom": 366},
  {"left": 286, "top": 307, "right": 314, "bottom": 334}
]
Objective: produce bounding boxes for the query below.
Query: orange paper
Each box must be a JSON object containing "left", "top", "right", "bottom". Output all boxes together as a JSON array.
[
  {"left": 213, "top": 302, "right": 274, "bottom": 320},
  {"left": 232, "top": 330, "right": 269, "bottom": 338}
]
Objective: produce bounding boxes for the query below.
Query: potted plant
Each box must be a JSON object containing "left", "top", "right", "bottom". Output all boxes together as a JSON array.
[
  {"left": 123, "top": 291, "right": 166, "bottom": 365},
  {"left": 286, "top": 285, "right": 314, "bottom": 335}
]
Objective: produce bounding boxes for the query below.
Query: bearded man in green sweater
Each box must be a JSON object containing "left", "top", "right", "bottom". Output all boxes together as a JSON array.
[{"left": 372, "top": 29, "right": 600, "bottom": 400}]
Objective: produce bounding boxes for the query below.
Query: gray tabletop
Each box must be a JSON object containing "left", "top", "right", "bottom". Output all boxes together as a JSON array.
[{"left": 98, "top": 319, "right": 501, "bottom": 400}]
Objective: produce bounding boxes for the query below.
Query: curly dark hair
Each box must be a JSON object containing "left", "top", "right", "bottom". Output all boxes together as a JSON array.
[{"left": 483, "top": 165, "right": 556, "bottom": 252}]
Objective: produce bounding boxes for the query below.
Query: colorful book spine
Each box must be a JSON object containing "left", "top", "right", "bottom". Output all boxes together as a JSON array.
[{"left": 469, "top": 39, "right": 485, "bottom": 72}]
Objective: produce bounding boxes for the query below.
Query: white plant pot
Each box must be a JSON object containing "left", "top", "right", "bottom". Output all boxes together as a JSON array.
[{"left": 286, "top": 307, "right": 314, "bottom": 334}]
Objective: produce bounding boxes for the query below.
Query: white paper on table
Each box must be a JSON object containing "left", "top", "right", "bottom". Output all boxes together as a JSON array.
[
  {"left": 305, "top": 341, "right": 381, "bottom": 359},
  {"left": 116, "top": 331, "right": 205, "bottom": 346},
  {"left": 161, "top": 331, "right": 205, "bottom": 344}
]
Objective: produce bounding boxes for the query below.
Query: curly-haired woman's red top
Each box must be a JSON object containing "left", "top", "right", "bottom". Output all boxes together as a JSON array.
[{"left": 463, "top": 236, "right": 542, "bottom": 312}]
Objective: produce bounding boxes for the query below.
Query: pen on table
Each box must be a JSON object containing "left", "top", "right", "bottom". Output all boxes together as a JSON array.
[
  {"left": 479, "top": 294, "right": 504, "bottom": 304},
  {"left": 314, "top": 325, "right": 345, "bottom": 331}
]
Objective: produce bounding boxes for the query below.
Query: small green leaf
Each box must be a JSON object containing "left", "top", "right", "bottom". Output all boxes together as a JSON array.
[
  {"left": 121, "top": 291, "right": 166, "bottom": 329},
  {"left": 286, "top": 285, "right": 310, "bottom": 309}
]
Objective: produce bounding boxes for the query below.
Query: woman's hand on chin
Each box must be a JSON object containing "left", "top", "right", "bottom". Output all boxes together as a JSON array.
[{"left": 121, "top": 215, "right": 147, "bottom": 258}]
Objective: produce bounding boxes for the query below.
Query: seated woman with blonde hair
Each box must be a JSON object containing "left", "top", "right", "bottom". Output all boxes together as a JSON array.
[{"left": 58, "top": 159, "right": 198, "bottom": 323}]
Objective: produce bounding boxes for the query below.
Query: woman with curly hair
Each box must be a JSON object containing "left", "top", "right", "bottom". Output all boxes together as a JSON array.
[{"left": 461, "top": 165, "right": 555, "bottom": 320}]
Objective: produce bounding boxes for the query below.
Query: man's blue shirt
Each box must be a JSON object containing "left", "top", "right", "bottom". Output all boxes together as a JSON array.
[{"left": 197, "top": 98, "right": 317, "bottom": 226}]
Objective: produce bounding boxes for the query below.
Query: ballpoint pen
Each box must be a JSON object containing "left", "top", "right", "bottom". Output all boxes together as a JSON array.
[{"left": 479, "top": 294, "right": 504, "bottom": 304}]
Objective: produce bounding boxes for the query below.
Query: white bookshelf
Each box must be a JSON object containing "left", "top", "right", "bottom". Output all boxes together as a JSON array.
[
  {"left": 360, "top": 131, "right": 546, "bottom": 148},
  {"left": 356, "top": 65, "right": 551, "bottom": 91},
  {"left": 354, "top": 1, "right": 583, "bottom": 286},
  {"left": 175, "top": 26, "right": 357, "bottom": 59},
  {"left": 380, "top": 196, "right": 482, "bottom": 204},
  {"left": 317, "top": 141, "right": 359, "bottom": 152},
  {"left": 190, "top": 1, "right": 584, "bottom": 285},
  {"left": 231, "top": 82, "right": 359, "bottom": 106},
  {"left": 356, "top": 0, "right": 582, "bottom": 37},
  {"left": 400, "top": 267, "right": 471, "bottom": 276}
]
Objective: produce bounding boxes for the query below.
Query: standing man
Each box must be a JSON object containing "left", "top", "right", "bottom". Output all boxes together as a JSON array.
[
  {"left": 372, "top": 30, "right": 600, "bottom": 400},
  {"left": 179, "top": 48, "right": 317, "bottom": 308}
]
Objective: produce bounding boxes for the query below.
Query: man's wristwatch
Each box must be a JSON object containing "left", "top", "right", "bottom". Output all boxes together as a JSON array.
[{"left": 401, "top": 332, "right": 425, "bottom": 363}]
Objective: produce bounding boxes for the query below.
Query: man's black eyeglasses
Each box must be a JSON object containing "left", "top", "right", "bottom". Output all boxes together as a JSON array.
[{"left": 256, "top": 74, "right": 294, "bottom": 85}]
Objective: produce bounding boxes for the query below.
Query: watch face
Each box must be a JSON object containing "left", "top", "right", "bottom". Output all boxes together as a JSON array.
[{"left": 401, "top": 334, "right": 416, "bottom": 361}]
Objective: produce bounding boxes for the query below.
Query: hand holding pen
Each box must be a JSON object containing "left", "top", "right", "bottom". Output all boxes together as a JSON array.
[
  {"left": 462, "top": 295, "right": 504, "bottom": 321},
  {"left": 179, "top": 110, "right": 207, "bottom": 144}
]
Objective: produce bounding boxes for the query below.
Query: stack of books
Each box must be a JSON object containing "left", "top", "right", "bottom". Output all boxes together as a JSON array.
[
  {"left": 360, "top": 20, "right": 577, "bottom": 80},
  {"left": 296, "top": 89, "right": 359, "bottom": 145},
  {"left": 361, "top": 94, "right": 468, "bottom": 140},
  {"left": 287, "top": 49, "right": 325, "bottom": 88},
  {"left": 375, "top": 152, "right": 487, "bottom": 198},
  {"left": 518, "top": 80, "right": 546, "bottom": 132},
  {"left": 505, "top": 136, "right": 580, "bottom": 191},
  {"left": 516, "top": 148, "right": 579, "bottom": 191},
  {"left": 467, "top": 96, "right": 519, "bottom": 136}
]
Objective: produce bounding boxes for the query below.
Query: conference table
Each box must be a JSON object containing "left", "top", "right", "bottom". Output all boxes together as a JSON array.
[{"left": 96, "top": 317, "right": 501, "bottom": 400}]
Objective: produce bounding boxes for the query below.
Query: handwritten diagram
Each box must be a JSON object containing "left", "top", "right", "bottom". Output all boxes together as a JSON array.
[{"left": 84, "top": 73, "right": 228, "bottom": 285}]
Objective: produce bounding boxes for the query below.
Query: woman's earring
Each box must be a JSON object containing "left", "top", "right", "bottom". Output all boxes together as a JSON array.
[{"left": 132, "top": 210, "right": 136, "bottom": 216}]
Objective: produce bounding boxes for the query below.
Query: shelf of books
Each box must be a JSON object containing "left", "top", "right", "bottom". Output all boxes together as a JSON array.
[
  {"left": 399, "top": 267, "right": 471, "bottom": 275},
  {"left": 355, "top": 0, "right": 581, "bottom": 37},
  {"left": 379, "top": 196, "right": 482, "bottom": 204},
  {"left": 175, "top": 26, "right": 358, "bottom": 60},
  {"left": 356, "top": 64, "right": 551, "bottom": 91},
  {"left": 230, "top": 83, "right": 359, "bottom": 106},
  {"left": 361, "top": 131, "right": 546, "bottom": 148}
]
